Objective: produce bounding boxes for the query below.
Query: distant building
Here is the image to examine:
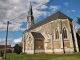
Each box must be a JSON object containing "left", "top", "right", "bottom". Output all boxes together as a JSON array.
[
  {"left": 22, "top": 2, "right": 79, "bottom": 54},
  {"left": 0, "top": 45, "right": 12, "bottom": 53}
]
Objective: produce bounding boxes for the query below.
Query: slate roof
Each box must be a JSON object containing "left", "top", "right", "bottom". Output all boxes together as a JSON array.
[
  {"left": 31, "top": 32, "right": 44, "bottom": 39},
  {"left": 24, "top": 11, "right": 72, "bottom": 32}
]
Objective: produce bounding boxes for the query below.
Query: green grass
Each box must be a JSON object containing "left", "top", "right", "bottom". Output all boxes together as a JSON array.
[{"left": 1, "top": 53, "right": 80, "bottom": 60}]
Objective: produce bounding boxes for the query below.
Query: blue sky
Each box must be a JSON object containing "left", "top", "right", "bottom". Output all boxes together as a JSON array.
[{"left": 0, "top": 0, "right": 80, "bottom": 47}]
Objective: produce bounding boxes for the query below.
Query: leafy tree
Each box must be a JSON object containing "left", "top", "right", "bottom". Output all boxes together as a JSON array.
[
  {"left": 76, "top": 17, "right": 80, "bottom": 34},
  {"left": 77, "top": 17, "right": 80, "bottom": 25},
  {"left": 77, "top": 28, "right": 80, "bottom": 34},
  {"left": 14, "top": 44, "right": 22, "bottom": 54},
  {"left": 0, "top": 50, "right": 4, "bottom": 57}
]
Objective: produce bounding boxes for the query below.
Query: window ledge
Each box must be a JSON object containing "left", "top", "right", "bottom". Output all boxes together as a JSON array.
[
  {"left": 64, "top": 39, "right": 69, "bottom": 41},
  {"left": 53, "top": 40, "right": 60, "bottom": 42}
]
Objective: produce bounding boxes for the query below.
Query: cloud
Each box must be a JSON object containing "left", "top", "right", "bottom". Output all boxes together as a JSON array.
[
  {"left": 0, "top": 0, "right": 60, "bottom": 31},
  {"left": 11, "top": 0, "right": 20, "bottom": 3},
  {"left": 21, "top": 28, "right": 26, "bottom": 31},
  {"left": 67, "top": 10, "right": 70, "bottom": 12},
  {"left": 40, "top": 5, "right": 47, "bottom": 9},
  {"left": 0, "top": 0, "right": 51, "bottom": 31},
  {"left": 0, "top": 38, "right": 5, "bottom": 44},
  {"left": 13, "top": 37, "right": 22, "bottom": 44},
  {"left": 0, "top": 37, "right": 21, "bottom": 46},
  {"left": 67, "top": 10, "right": 76, "bottom": 13},
  {"left": 50, "top": 5, "right": 60, "bottom": 12},
  {"left": 33, "top": 9, "right": 47, "bottom": 19},
  {"left": 64, "top": 2, "right": 69, "bottom": 6},
  {"left": 32, "top": 0, "right": 49, "bottom": 4},
  {"left": 72, "top": 10, "right": 76, "bottom": 12},
  {"left": 0, "top": 38, "right": 12, "bottom": 45},
  {"left": 0, "top": 22, "right": 26, "bottom": 31},
  {"left": 37, "top": 5, "right": 48, "bottom": 10},
  {"left": 75, "top": 26, "right": 78, "bottom": 32}
]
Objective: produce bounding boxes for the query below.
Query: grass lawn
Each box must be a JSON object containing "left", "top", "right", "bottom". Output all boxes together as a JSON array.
[{"left": 1, "top": 52, "right": 80, "bottom": 60}]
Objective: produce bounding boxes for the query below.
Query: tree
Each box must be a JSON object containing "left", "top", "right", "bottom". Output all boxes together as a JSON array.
[
  {"left": 77, "top": 28, "right": 80, "bottom": 34},
  {"left": 77, "top": 17, "right": 80, "bottom": 25},
  {"left": 77, "top": 17, "right": 80, "bottom": 34},
  {"left": 0, "top": 50, "right": 4, "bottom": 57},
  {"left": 14, "top": 44, "right": 22, "bottom": 54}
]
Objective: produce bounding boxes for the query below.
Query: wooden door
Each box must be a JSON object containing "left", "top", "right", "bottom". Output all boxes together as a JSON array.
[{"left": 34, "top": 39, "right": 44, "bottom": 50}]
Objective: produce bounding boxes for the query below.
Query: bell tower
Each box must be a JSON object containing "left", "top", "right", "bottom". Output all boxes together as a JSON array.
[{"left": 27, "top": 1, "right": 34, "bottom": 29}]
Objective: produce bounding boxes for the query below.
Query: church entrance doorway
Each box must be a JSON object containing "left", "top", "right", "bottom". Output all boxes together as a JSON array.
[{"left": 34, "top": 38, "right": 44, "bottom": 53}]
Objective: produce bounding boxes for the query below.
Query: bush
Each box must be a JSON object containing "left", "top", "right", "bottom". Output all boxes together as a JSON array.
[
  {"left": 14, "top": 44, "right": 22, "bottom": 54},
  {"left": 0, "top": 50, "right": 4, "bottom": 57}
]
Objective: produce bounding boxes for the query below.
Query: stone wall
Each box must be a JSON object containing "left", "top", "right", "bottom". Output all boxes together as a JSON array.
[
  {"left": 30, "top": 19, "right": 71, "bottom": 53},
  {"left": 22, "top": 18, "right": 78, "bottom": 54}
]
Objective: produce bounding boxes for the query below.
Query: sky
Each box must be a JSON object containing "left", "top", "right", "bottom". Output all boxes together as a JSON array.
[{"left": 0, "top": 0, "right": 80, "bottom": 47}]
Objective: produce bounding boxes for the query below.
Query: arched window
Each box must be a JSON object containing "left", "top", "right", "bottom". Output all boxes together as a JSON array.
[
  {"left": 55, "top": 28, "right": 59, "bottom": 39},
  {"left": 63, "top": 28, "right": 67, "bottom": 39}
]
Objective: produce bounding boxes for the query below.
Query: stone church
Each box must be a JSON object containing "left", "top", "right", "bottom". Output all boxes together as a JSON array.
[{"left": 22, "top": 3, "right": 79, "bottom": 54}]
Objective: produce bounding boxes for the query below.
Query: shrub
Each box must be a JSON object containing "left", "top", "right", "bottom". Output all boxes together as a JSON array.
[
  {"left": 0, "top": 50, "right": 4, "bottom": 57},
  {"left": 14, "top": 44, "right": 22, "bottom": 54}
]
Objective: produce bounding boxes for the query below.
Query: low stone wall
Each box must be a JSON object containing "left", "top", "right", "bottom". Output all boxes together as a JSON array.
[
  {"left": 35, "top": 50, "right": 45, "bottom": 54},
  {"left": 0, "top": 57, "right": 2, "bottom": 59},
  {"left": 45, "top": 50, "right": 53, "bottom": 54},
  {"left": 24, "top": 48, "right": 75, "bottom": 54},
  {"left": 25, "top": 50, "right": 34, "bottom": 54}
]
